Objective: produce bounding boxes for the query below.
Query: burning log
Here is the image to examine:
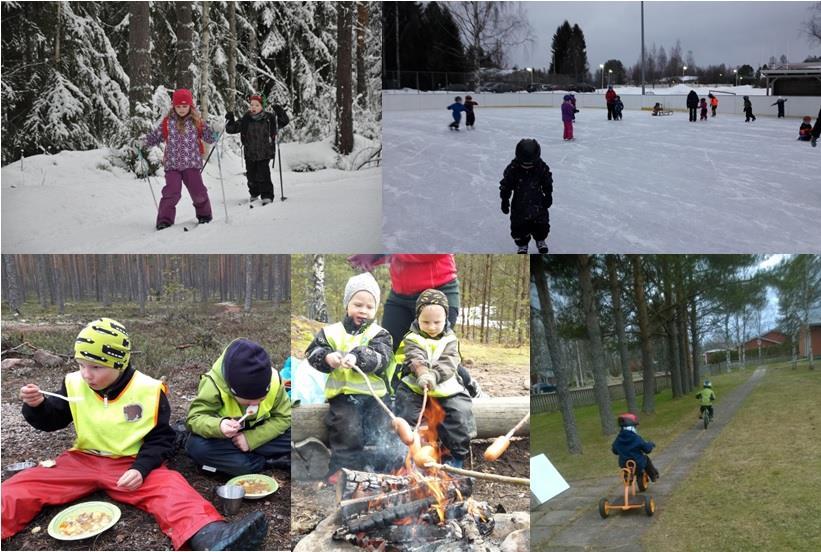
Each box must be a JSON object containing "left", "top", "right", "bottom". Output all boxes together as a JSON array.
[{"left": 292, "top": 397, "right": 529, "bottom": 443}]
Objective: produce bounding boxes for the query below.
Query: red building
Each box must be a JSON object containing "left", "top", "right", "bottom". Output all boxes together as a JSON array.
[
  {"left": 798, "top": 324, "right": 821, "bottom": 359},
  {"left": 742, "top": 330, "right": 787, "bottom": 352}
]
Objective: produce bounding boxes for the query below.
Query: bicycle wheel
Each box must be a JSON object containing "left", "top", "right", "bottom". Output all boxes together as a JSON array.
[{"left": 703, "top": 410, "right": 710, "bottom": 430}]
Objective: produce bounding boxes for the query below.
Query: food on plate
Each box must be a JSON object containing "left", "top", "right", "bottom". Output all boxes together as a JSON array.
[
  {"left": 234, "top": 478, "right": 270, "bottom": 495},
  {"left": 57, "top": 511, "right": 112, "bottom": 537}
]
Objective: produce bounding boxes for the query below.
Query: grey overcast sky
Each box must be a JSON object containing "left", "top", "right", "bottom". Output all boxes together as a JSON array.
[{"left": 510, "top": 1, "right": 820, "bottom": 71}]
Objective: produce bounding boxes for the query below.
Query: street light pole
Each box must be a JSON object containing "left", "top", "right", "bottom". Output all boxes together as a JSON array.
[
  {"left": 734, "top": 68, "right": 738, "bottom": 86},
  {"left": 526, "top": 67, "right": 533, "bottom": 85},
  {"left": 641, "top": 1, "right": 646, "bottom": 95},
  {"left": 600, "top": 63, "right": 604, "bottom": 90}
]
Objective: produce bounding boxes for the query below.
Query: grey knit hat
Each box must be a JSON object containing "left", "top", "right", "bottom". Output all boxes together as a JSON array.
[{"left": 343, "top": 272, "right": 380, "bottom": 309}]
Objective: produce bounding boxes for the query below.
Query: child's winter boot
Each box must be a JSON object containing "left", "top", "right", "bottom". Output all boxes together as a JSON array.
[{"left": 188, "top": 511, "right": 268, "bottom": 551}]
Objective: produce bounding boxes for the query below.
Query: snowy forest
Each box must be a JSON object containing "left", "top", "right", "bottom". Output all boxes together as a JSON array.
[
  {"left": 532, "top": 255, "right": 820, "bottom": 440},
  {"left": 0, "top": 1, "right": 382, "bottom": 167}
]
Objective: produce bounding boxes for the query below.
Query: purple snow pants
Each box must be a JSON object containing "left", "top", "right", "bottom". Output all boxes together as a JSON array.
[{"left": 156, "top": 168, "right": 213, "bottom": 226}]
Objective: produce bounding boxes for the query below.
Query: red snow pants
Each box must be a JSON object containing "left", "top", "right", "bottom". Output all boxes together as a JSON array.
[
  {"left": 1, "top": 450, "right": 222, "bottom": 549},
  {"left": 563, "top": 120, "right": 574, "bottom": 140}
]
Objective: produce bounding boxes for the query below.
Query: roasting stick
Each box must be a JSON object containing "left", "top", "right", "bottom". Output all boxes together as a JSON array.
[
  {"left": 349, "top": 364, "right": 415, "bottom": 445},
  {"left": 415, "top": 388, "right": 428, "bottom": 433},
  {"left": 483, "top": 412, "right": 530, "bottom": 461},
  {"left": 423, "top": 462, "right": 530, "bottom": 486}
]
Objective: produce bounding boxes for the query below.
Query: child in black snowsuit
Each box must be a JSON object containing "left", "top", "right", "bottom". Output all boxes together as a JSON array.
[
  {"left": 464, "top": 96, "right": 479, "bottom": 129},
  {"left": 771, "top": 97, "right": 787, "bottom": 118},
  {"left": 699, "top": 98, "right": 708, "bottom": 121},
  {"left": 499, "top": 139, "right": 553, "bottom": 254},
  {"left": 743, "top": 96, "right": 756, "bottom": 122},
  {"left": 613, "top": 96, "right": 624, "bottom": 120},
  {"left": 224, "top": 95, "right": 289, "bottom": 204},
  {"left": 798, "top": 116, "right": 813, "bottom": 141}
]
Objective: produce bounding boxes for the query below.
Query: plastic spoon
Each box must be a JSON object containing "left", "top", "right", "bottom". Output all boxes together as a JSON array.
[
  {"left": 40, "top": 390, "right": 84, "bottom": 403},
  {"left": 237, "top": 405, "right": 257, "bottom": 424}
]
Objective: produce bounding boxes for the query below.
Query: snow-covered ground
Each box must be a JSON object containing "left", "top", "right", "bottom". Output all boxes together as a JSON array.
[
  {"left": 382, "top": 106, "right": 821, "bottom": 253},
  {"left": 1, "top": 140, "right": 382, "bottom": 253}
]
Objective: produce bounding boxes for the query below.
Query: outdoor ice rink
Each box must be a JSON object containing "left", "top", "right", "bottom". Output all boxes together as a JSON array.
[{"left": 383, "top": 104, "right": 821, "bottom": 253}]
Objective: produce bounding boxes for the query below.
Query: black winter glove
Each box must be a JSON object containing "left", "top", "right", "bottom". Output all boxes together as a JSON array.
[
  {"left": 225, "top": 112, "right": 235, "bottom": 122},
  {"left": 501, "top": 198, "right": 510, "bottom": 215}
]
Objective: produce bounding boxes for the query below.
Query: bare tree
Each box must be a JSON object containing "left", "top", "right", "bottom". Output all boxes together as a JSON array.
[
  {"left": 176, "top": 2, "right": 195, "bottom": 88},
  {"left": 607, "top": 255, "right": 638, "bottom": 413},
  {"left": 805, "top": 2, "right": 821, "bottom": 44},
  {"left": 532, "top": 255, "right": 582, "bottom": 454},
  {"left": 446, "top": 2, "right": 534, "bottom": 82},
  {"left": 335, "top": 2, "right": 354, "bottom": 155}
]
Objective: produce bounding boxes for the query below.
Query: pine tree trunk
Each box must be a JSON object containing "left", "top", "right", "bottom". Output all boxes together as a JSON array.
[
  {"left": 136, "top": 255, "right": 146, "bottom": 315},
  {"left": 244, "top": 254, "right": 253, "bottom": 312},
  {"left": 689, "top": 299, "right": 702, "bottom": 384},
  {"left": 335, "top": 2, "right": 354, "bottom": 155},
  {"left": 309, "top": 255, "right": 329, "bottom": 323},
  {"left": 355, "top": 2, "right": 368, "bottom": 106},
  {"left": 53, "top": 256, "right": 64, "bottom": 314},
  {"left": 578, "top": 255, "right": 616, "bottom": 435},
  {"left": 532, "top": 255, "right": 582, "bottom": 454},
  {"left": 630, "top": 255, "right": 656, "bottom": 413},
  {"left": 35, "top": 255, "right": 49, "bottom": 308},
  {"left": 128, "top": 1, "right": 151, "bottom": 138},
  {"left": 199, "top": 1, "right": 210, "bottom": 118},
  {"left": 607, "top": 255, "right": 638, "bottom": 413},
  {"left": 227, "top": 1, "right": 237, "bottom": 112},
  {"left": 3, "top": 255, "right": 23, "bottom": 314},
  {"left": 662, "top": 256, "right": 683, "bottom": 398},
  {"left": 176, "top": 2, "right": 195, "bottom": 89}
]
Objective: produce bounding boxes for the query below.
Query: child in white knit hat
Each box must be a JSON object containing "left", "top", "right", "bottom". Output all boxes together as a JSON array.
[{"left": 304, "top": 272, "right": 394, "bottom": 482}]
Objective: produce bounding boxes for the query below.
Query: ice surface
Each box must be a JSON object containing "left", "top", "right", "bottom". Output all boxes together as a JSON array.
[{"left": 382, "top": 106, "right": 821, "bottom": 253}]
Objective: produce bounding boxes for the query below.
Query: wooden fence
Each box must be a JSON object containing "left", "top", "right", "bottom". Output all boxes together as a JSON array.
[{"left": 531, "top": 374, "right": 672, "bottom": 414}]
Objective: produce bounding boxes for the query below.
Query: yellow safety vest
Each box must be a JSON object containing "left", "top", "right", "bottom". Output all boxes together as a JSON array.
[
  {"left": 205, "top": 368, "right": 281, "bottom": 429},
  {"left": 323, "top": 321, "right": 387, "bottom": 399},
  {"left": 66, "top": 370, "right": 163, "bottom": 458},
  {"left": 398, "top": 332, "right": 464, "bottom": 398}
]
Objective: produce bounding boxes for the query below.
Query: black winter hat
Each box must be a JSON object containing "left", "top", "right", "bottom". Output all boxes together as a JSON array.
[
  {"left": 515, "top": 138, "right": 541, "bottom": 164},
  {"left": 222, "top": 339, "right": 272, "bottom": 399}
]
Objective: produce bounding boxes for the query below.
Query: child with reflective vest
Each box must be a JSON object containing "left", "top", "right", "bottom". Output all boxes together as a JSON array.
[
  {"left": 305, "top": 272, "right": 394, "bottom": 481},
  {"left": 611, "top": 413, "right": 659, "bottom": 482},
  {"left": 143, "top": 88, "right": 218, "bottom": 230},
  {"left": 696, "top": 380, "right": 716, "bottom": 418},
  {"left": 393, "top": 289, "right": 477, "bottom": 469},
  {"left": 185, "top": 339, "right": 292, "bottom": 477},
  {"left": 3, "top": 318, "right": 267, "bottom": 551},
  {"left": 224, "top": 95, "right": 289, "bottom": 204}
]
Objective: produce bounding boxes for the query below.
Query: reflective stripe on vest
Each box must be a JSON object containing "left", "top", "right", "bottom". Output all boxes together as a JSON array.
[
  {"left": 66, "top": 370, "right": 163, "bottom": 458},
  {"left": 323, "top": 322, "right": 387, "bottom": 399},
  {"left": 209, "top": 370, "right": 281, "bottom": 428},
  {"left": 399, "top": 332, "right": 464, "bottom": 398}
]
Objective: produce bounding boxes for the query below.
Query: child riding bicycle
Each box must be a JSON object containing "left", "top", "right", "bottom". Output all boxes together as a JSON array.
[{"left": 696, "top": 380, "right": 716, "bottom": 419}]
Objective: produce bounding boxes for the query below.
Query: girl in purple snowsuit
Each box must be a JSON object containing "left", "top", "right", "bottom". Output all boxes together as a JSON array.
[
  {"left": 561, "top": 95, "right": 575, "bottom": 140},
  {"left": 143, "top": 88, "right": 218, "bottom": 230}
]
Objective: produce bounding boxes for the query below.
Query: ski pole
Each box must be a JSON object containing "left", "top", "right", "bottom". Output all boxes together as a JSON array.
[
  {"left": 136, "top": 148, "right": 159, "bottom": 210},
  {"left": 215, "top": 135, "right": 229, "bottom": 222},
  {"left": 274, "top": 110, "right": 286, "bottom": 201},
  {"left": 200, "top": 127, "right": 226, "bottom": 174}
]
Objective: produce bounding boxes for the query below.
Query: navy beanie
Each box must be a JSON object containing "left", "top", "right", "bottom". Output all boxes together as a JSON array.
[{"left": 222, "top": 339, "right": 272, "bottom": 400}]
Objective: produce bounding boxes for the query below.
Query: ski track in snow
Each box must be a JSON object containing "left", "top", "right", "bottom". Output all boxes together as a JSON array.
[
  {"left": 1, "top": 149, "right": 382, "bottom": 253},
  {"left": 382, "top": 107, "right": 821, "bottom": 253}
]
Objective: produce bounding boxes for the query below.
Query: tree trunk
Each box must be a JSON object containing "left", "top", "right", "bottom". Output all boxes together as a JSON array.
[
  {"left": 53, "top": 256, "right": 64, "bottom": 314},
  {"left": 532, "top": 255, "right": 582, "bottom": 454},
  {"left": 578, "top": 255, "right": 617, "bottom": 435},
  {"left": 244, "top": 254, "right": 253, "bottom": 312},
  {"left": 309, "top": 255, "right": 329, "bottom": 322},
  {"left": 247, "top": 9, "right": 258, "bottom": 92},
  {"left": 35, "top": 255, "right": 49, "bottom": 308},
  {"left": 227, "top": 1, "right": 237, "bottom": 113},
  {"left": 662, "top": 256, "right": 683, "bottom": 398},
  {"left": 607, "top": 255, "right": 638, "bottom": 413},
  {"left": 630, "top": 255, "right": 656, "bottom": 413},
  {"left": 55, "top": 2, "right": 62, "bottom": 65},
  {"left": 128, "top": 2, "right": 151, "bottom": 126},
  {"left": 136, "top": 255, "right": 146, "bottom": 315},
  {"left": 176, "top": 2, "right": 195, "bottom": 89},
  {"left": 689, "top": 298, "right": 702, "bottom": 385},
  {"left": 199, "top": 1, "right": 210, "bottom": 118},
  {"left": 355, "top": 2, "right": 368, "bottom": 106},
  {"left": 3, "top": 255, "right": 23, "bottom": 314},
  {"left": 335, "top": 2, "right": 354, "bottom": 155}
]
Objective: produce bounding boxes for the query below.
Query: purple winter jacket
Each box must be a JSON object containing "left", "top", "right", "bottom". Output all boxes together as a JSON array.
[
  {"left": 561, "top": 101, "right": 575, "bottom": 122},
  {"left": 143, "top": 114, "right": 218, "bottom": 172}
]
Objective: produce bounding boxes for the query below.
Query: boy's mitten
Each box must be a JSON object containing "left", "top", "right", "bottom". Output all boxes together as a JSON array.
[
  {"left": 501, "top": 198, "right": 510, "bottom": 214},
  {"left": 417, "top": 372, "right": 437, "bottom": 391},
  {"left": 225, "top": 112, "right": 235, "bottom": 122}
]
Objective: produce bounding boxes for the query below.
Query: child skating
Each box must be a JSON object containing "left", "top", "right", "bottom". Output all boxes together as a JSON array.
[
  {"left": 393, "top": 289, "right": 476, "bottom": 469},
  {"left": 613, "top": 95, "right": 624, "bottom": 120},
  {"left": 700, "top": 98, "right": 708, "bottom": 120},
  {"left": 499, "top": 139, "right": 553, "bottom": 254},
  {"left": 798, "top": 116, "right": 813, "bottom": 141},
  {"left": 224, "top": 95, "right": 289, "bottom": 205},
  {"left": 143, "top": 88, "right": 218, "bottom": 230},
  {"left": 185, "top": 339, "right": 292, "bottom": 476},
  {"left": 2, "top": 318, "right": 268, "bottom": 550},
  {"left": 561, "top": 95, "right": 575, "bottom": 140},
  {"left": 743, "top": 96, "right": 756, "bottom": 122},
  {"left": 447, "top": 96, "right": 466, "bottom": 131},
  {"left": 464, "top": 95, "right": 479, "bottom": 129},
  {"left": 771, "top": 97, "right": 788, "bottom": 118}
]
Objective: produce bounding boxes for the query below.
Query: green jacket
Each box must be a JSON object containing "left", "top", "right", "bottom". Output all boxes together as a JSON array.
[
  {"left": 696, "top": 388, "right": 716, "bottom": 406},
  {"left": 186, "top": 347, "right": 292, "bottom": 451}
]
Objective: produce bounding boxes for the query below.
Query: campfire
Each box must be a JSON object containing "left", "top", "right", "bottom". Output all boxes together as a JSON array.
[{"left": 331, "top": 398, "right": 498, "bottom": 551}]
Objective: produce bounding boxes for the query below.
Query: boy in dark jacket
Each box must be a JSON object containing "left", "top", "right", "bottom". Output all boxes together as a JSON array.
[
  {"left": 613, "top": 95, "right": 624, "bottom": 120},
  {"left": 464, "top": 96, "right": 479, "bottom": 129},
  {"left": 447, "top": 97, "right": 466, "bottom": 130},
  {"left": 743, "top": 96, "right": 756, "bottom": 122},
  {"left": 499, "top": 139, "right": 553, "bottom": 254},
  {"left": 224, "top": 95, "right": 289, "bottom": 204},
  {"left": 611, "top": 413, "right": 659, "bottom": 482},
  {"left": 771, "top": 97, "right": 787, "bottom": 118}
]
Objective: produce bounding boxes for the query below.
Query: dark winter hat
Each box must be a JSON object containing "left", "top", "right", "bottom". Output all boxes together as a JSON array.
[
  {"left": 465, "top": 95, "right": 472, "bottom": 100},
  {"left": 515, "top": 138, "right": 541, "bottom": 165},
  {"left": 563, "top": 94, "right": 572, "bottom": 101},
  {"left": 415, "top": 289, "right": 449, "bottom": 317},
  {"left": 222, "top": 339, "right": 272, "bottom": 400},
  {"left": 172, "top": 88, "right": 194, "bottom": 107},
  {"left": 455, "top": 96, "right": 462, "bottom": 102},
  {"left": 249, "top": 94, "right": 264, "bottom": 105}
]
